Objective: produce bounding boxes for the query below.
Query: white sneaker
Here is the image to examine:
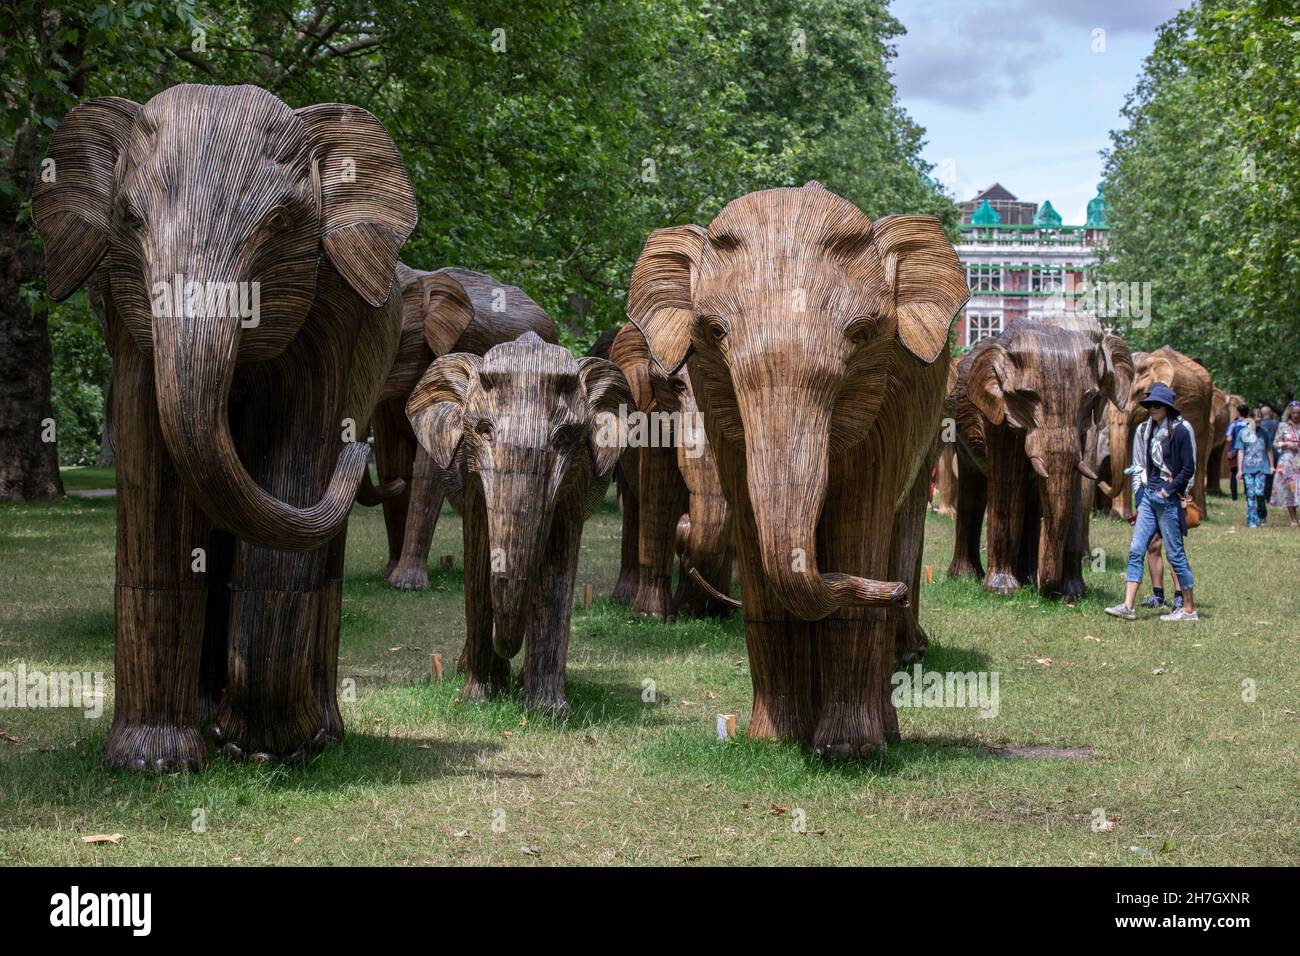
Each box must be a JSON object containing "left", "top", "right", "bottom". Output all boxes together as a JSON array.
[{"left": 1159, "top": 608, "right": 1199, "bottom": 622}]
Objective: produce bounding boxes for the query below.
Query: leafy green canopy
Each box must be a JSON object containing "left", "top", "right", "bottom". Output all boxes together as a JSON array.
[
  {"left": 1101, "top": 0, "right": 1300, "bottom": 403},
  {"left": 5, "top": 0, "right": 954, "bottom": 354}
]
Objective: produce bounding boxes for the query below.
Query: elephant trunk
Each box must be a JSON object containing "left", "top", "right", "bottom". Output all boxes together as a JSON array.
[
  {"left": 741, "top": 388, "right": 907, "bottom": 622},
  {"left": 1025, "top": 428, "right": 1081, "bottom": 596},
  {"left": 152, "top": 302, "right": 366, "bottom": 552},
  {"left": 486, "top": 454, "right": 554, "bottom": 659}
]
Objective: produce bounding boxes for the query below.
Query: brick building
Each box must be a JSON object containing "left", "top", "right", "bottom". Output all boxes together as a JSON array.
[{"left": 954, "top": 183, "right": 1110, "bottom": 347}]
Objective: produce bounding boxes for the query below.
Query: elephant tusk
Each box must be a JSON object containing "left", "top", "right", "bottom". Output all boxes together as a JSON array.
[
  {"left": 1075, "top": 459, "right": 1099, "bottom": 481},
  {"left": 1029, "top": 456, "right": 1050, "bottom": 479},
  {"left": 684, "top": 560, "right": 742, "bottom": 610},
  {"left": 354, "top": 468, "right": 406, "bottom": 506},
  {"left": 1097, "top": 480, "right": 1117, "bottom": 498}
]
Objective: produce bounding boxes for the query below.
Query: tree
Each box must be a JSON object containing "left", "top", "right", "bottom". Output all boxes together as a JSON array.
[{"left": 1101, "top": 0, "right": 1300, "bottom": 402}]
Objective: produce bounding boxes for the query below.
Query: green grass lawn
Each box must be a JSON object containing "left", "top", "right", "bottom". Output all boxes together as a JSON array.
[{"left": 0, "top": 467, "right": 1296, "bottom": 865}]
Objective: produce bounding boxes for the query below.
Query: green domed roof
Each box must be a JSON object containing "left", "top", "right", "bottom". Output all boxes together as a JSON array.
[
  {"left": 971, "top": 199, "right": 1001, "bottom": 226},
  {"left": 1032, "top": 200, "right": 1062, "bottom": 227},
  {"left": 1086, "top": 184, "right": 1111, "bottom": 228}
]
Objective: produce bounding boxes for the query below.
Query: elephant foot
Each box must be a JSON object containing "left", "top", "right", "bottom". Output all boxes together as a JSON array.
[
  {"left": 812, "top": 702, "right": 888, "bottom": 759},
  {"left": 937, "top": 505, "right": 956, "bottom": 519},
  {"left": 520, "top": 687, "right": 570, "bottom": 721},
  {"left": 631, "top": 575, "right": 675, "bottom": 622},
  {"left": 610, "top": 572, "right": 637, "bottom": 605},
  {"left": 458, "top": 660, "right": 510, "bottom": 703},
  {"left": 947, "top": 559, "right": 982, "bottom": 581},
  {"left": 983, "top": 571, "right": 1021, "bottom": 595},
  {"left": 102, "top": 720, "right": 207, "bottom": 773},
  {"left": 211, "top": 704, "right": 327, "bottom": 766},
  {"left": 386, "top": 560, "right": 429, "bottom": 591},
  {"left": 384, "top": 559, "right": 399, "bottom": 578},
  {"left": 1061, "top": 576, "right": 1087, "bottom": 601}
]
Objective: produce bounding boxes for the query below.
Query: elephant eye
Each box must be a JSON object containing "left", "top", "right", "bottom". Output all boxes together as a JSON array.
[
  {"left": 120, "top": 200, "right": 145, "bottom": 228},
  {"left": 474, "top": 420, "right": 494, "bottom": 440},
  {"left": 263, "top": 206, "right": 292, "bottom": 234},
  {"left": 845, "top": 317, "right": 874, "bottom": 345},
  {"left": 698, "top": 314, "right": 728, "bottom": 344},
  {"left": 554, "top": 422, "right": 585, "bottom": 447}
]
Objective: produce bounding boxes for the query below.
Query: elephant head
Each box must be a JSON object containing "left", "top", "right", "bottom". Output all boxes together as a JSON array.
[
  {"left": 407, "top": 332, "right": 630, "bottom": 657},
  {"left": 32, "top": 85, "right": 417, "bottom": 549},
  {"left": 966, "top": 322, "right": 1133, "bottom": 593},
  {"left": 626, "top": 182, "right": 968, "bottom": 621}
]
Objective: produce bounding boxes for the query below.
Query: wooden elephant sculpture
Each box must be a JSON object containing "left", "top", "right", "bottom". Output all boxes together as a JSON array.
[
  {"left": 934, "top": 360, "right": 961, "bottom": 518},
  {"left": 406, "top": 332, "right": 631, "bottom": 716},
  {"left": 32, "top": 84, "right": 417, "bottom": 770},
  {"left": 607, "top": 321, "right": 735, "bottom": 621},
  {"left": 627, "top": 182, "right": 968, "bottom": 756},
  {"left": 1099, "top": 346, "right": 1214, "bottom": 519},
  {"left": 360, "top": 265, "right": 558, "bottom": 590},
  {"left": 947, "top": 318, "right": 1133, "bottom": 598},
  {"left": 1205, "top": 388, "right": 1245, "bottom": 496}
]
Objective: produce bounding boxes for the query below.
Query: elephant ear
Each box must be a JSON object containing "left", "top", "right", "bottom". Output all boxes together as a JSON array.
[
  {"left": 406, "top": 353, "right": 480, "bottom": 470},
  {"left": 578, "top": 356, "right": 633, "bottom": 477},
  {"left": 872, "top": 215, "right": 969, "bottom": 364},
  {"left": 400, "top": 268, "right": 475, "bottom": 357},
  {"left": 297, "top": 103, "right": 418, "bottom": 308},
  {"left": 967, "top": 342, "right": 1030, "bottom": 429},
  {"left": 1097, "top": 333, "right": 1135, "bottom": 422},
  {"left": 31, "top": 96, "right": 140, "bottom": 301},
  {"left": 627, "top": 224, "right": 705, "bottom": 374}
]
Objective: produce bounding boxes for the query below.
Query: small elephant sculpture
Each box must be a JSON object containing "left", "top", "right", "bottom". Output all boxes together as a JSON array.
[
  {"left": 1099, "top": 346, "right": 1214, "bottom": 519},
  {"left": 406, "top": 332, "right": 631, "bottom": 716},
  {"left": 947, "top": 318, "right": 1133, "bottom": 598},
  {"left": 1205, "top": 387, "right": 1244, "bottom": 496},
  {"left": 361, "top": 265, "right": 558, "bottom": 589},
  {"left": 606, "top": 321, "right": 735, "bottom": 620},
  {"left": 626, "top": 182, "right": 969, "bottom": 756},
  {"left": 32, "top": 84, "right": 417, "bottom": 770}
]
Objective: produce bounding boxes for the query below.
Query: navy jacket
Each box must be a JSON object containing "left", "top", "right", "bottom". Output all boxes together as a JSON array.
[{"left": 1134, "top": 414, "right": 1196, "bottom": 500}]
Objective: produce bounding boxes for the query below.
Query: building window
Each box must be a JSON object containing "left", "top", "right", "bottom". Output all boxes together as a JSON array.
[
  {"left": 1029, "top": 266, "right": 1064, "bottom": 293},
  {"left": 967, "top": 312, "right": 1002, "bottom": 343},
  {"left": 967, "top": 264, "right": 1002, "bottom": 293}
]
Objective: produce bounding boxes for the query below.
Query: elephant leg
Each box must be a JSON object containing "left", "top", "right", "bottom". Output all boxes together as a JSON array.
[
  {"left": 103, "top": 334, "right": 210, "bottom": 773},
  {"left": 213, "top": 362, "right": 335, "bottom": 762},
  {"left": 388, "top": 445, "right": 443, "bottom": 590},
  {"left": 611, "top": 470, "right": 640, "bottom": 605},
  {"left": 983, "top": 427, "right": 1028, "bottom": 594},
  {"left": 632, "top": 445, "right": 688, "bottom": 621},
  {"left": 458, "top": 495, "right": 509, "bottom": 701},
  {"left": 315, "top": 524, "right": 348, "bottom": 742},
  {"left": 893, "top": 459, "right": 932, "bottom": 669},
  {"left": 1062, "top": 483, "right": 1090, "bottom": 600},
  {"left": 947, "top": 446, "right": 987, "bottom": 581},
  {"left": 519, "top": 508, "right": 583, "bottom": 718},
  {"left": 373, "top": 397, "right": 416, "bottom": 579},
  {"left": 1014, "top": 483, "right": 1040, "bottom": 587},
  {"left": 198, "top": 528, "right": 235, "bottom": 728},
  {"left": 812, "top": 447, "right": 898, "bottom": 757}
]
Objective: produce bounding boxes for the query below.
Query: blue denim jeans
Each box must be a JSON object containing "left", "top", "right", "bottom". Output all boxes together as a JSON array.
[{"left": 1126, "top": 487, "right": 1194, "bottom": 589}]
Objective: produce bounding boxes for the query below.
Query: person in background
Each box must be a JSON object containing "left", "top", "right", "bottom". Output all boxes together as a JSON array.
[
  {"left": 1234, "top": 410, "right": 1273, "bottom": 527},
  {"left": 1226, "top": 402, "right": 1251, "bottom": 501},
  {"left": 1257, "top": 403, "right": 1280, "bottom": 522},
  {"left": 1268, "top": 401, "right": 1300, "bottom": 528},
  {"left": 1106, "top": 383, "right": 1198, "bottom": 622}
]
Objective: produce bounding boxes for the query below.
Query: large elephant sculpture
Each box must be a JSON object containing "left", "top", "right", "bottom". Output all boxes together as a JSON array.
[
  {"left": 406, "top": 332, "right": 630, "bottom": 716},
  {"left": 1099, "top": 346, "right": 1214, "bottom": 519},
  {"left": 361, "top": 265, "right": 558, "bottom": 590},
  {"left": 947, "top": 318, "right": 1133, "bottom": 598},
  {"left": 32, "top": 84, "right": 417, "bottom": 771},
  {"left": 607, "top": 321, "right": 735, "bottom": 620},
  {"left": 626, "top": 182, "right": 968, "bottom": 756}
]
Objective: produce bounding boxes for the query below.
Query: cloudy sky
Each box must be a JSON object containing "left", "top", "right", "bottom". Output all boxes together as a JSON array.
[{"left": 888, "top": 0, "right": 1190, "bottom": 223}]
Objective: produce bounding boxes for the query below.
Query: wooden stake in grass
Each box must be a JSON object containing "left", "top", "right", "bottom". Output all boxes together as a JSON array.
[
  {"left": 440, "top": 554, "right": 455, "bottom": 570},
  {"left": 715, "top": 714, "right": 736, "bottom": 741},
  {"left": 924, "top": 564, "right": 935, "bottom": 585},
  {"left": 582, "top": 583, "right": 593, "bottom": 607},
  {"left": 431, "top": 652, "right": 444, "bottom": 682}
]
